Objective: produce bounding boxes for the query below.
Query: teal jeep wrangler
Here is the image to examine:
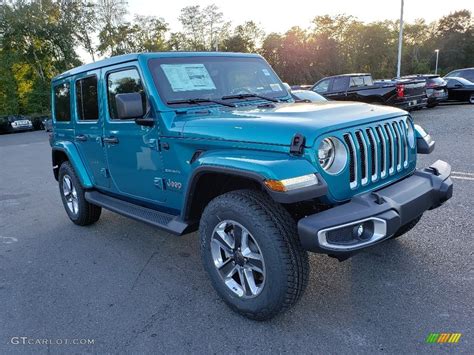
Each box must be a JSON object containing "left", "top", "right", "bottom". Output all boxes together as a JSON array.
[{"left": 50, "top": 52, "right": 453, "bottom": 320}]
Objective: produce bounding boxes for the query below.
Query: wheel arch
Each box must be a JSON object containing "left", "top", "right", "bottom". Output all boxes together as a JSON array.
[
  {"left": 181, "top": 166, "right": 266, "bottom": 222},
  {"left": 52, "top": 142, "right": 93, "bottom": 188},
  {"left": 181, "top": 150, "right": 327, "bottom": 223}
]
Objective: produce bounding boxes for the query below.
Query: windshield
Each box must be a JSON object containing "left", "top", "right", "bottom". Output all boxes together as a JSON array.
[{"left": 148, "top": 56, "right": 289, "bottom": 106}]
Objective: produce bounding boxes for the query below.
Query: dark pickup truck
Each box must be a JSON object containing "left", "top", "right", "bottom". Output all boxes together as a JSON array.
[{"left": 312, "top": 73, "right": 427, "bottom": 110}]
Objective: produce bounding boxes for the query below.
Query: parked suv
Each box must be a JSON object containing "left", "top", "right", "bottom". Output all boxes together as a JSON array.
[
  {"left": 400, "top": 75, "right": 448, "bottom": 108},
  {"left": 50, "top": 53, "right": 453, "bottom": 320}
]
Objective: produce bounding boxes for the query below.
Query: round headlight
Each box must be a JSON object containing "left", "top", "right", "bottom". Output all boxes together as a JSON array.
[
  {"left": 317, "top": 137, "right": 347, "bottom": 174},
  {"left": 406, "top": 120, "right": 415, "bottom": 148}
]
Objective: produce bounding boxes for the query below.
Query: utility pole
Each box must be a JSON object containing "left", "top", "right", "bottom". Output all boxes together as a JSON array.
[
  {"left": 434, "top": 49, "right": 440, "bottom": 74},
  {"left": 396, "top": 0, "right": 404, "bottom": 78}
]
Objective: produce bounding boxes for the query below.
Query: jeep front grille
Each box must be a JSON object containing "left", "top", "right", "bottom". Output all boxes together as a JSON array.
[{"left": 344, "top": 119, "right": 411, "bottom": 189}]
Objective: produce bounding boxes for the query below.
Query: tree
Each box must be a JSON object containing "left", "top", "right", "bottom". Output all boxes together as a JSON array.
[
  {"left": 178, "top": 4, "right": 230, "bottom": 51},
  {"left": 223, "top": 21, "right": 264, "bottom": 53},
  {"left": 434, "top": 10, "right": 473, "bottom": 73},
  {"left": 97, "top": 16, "right": 169, "bottom": 56}
]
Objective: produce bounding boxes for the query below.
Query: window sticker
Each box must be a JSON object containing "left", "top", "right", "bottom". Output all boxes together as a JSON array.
[
  {"left": 161, "top": 64, "right": 216, "bottom": 92},
  {"left": 262, "top": 69, "right": 271, "bottom": 76},
  {"left": 269, "top": 83, "right": 282, "bottom": 91}
]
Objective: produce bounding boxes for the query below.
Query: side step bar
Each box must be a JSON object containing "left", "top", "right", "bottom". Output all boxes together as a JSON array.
[{"left": 85, "top": 191, "right": 189, "bottom": 235}]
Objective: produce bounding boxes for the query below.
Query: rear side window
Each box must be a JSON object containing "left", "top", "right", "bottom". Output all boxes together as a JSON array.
[
  {"left": 76, "top": 76, "right": 99, "bottom": 121},
  {"left": 362, "top": 75, "right": 373, "bottom": 86},
  {"left": 54, "top": 82, "right": 71, "bottom": 122},
  {"left": 107, "top": 68, "right": 147, "bottom": 119},
  {"left": 350, "top": 76, "right": 364, "bottom": 87}
]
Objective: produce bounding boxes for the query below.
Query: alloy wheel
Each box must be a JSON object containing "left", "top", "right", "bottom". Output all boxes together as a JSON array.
[
  {"left": 210, "top": 220, "right": 266, "bottom": 298},
  {"left": 62, "top": 175, "right": 79, "bottom": 215}
]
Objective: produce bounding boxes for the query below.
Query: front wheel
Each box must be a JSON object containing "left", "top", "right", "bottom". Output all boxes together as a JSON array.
[
  {"left": 470, "top": 94, "right": 474, "bottom": 104},
  {"left": 199, "top": 189, "right": 309, "bottom": 320}
]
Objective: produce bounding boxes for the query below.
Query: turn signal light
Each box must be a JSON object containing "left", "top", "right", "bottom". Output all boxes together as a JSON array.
[{"left": 264, "top": 174, "right": 318, "bottom": 192}]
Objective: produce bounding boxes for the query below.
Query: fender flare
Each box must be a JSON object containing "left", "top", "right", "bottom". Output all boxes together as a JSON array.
[
  {"left": 52, "top": 141, "right": 93, "bottom": 188},
  {"left": 181, "top": 150, "right": 327, "bottom": 220}
]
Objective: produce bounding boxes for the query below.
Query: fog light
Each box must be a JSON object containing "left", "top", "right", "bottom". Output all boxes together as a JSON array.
[{"left": 353, "top": 224, "right": 364, "bottom": 239}]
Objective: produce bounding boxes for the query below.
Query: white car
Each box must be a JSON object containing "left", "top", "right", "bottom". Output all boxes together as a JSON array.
[{"left": 292, "top": 90, "right": 327, "bottom": 103}]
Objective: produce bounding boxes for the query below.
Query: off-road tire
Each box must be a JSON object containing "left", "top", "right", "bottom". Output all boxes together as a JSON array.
[
  {"left": 200, "top": 189, "right": 309, "bottom": 321},
  {"left": 391, "top": 215, "right": 422, "bottom": 239},
  {"left": 58, "top": 162, "right": 101, "bottom": 226}
]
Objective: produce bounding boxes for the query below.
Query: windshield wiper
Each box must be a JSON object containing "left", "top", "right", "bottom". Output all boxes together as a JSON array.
[
  {"left": 166, "top": 98, "right": 236, "bottom": 108},
  {"left": 221, "top": 93, "right": 279, "bottom": 103}
]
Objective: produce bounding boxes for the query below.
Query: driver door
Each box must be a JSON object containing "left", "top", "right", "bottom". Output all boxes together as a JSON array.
[{"left": 103, "top": 64, "right": 166, "bottom": 203}]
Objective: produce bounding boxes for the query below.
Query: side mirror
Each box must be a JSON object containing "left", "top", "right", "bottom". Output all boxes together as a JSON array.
[
  {"left": 283, "top": 82, "right": 292, "bottom": 92},
  {"left": 115, "top": 93, "right": 144, "bottom": 120}
]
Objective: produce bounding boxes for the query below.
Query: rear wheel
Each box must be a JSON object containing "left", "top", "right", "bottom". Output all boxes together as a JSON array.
[
  {"left": 58, "top": 162, "right": 101, "bottom": 226},
  {"left": 199, "top": 189, "right": 309, "bottom": 320},
  {"left": 469, "top": 93, "right": 474, "bottom": 104}
]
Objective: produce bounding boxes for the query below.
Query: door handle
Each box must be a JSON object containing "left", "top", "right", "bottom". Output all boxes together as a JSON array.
[
  {"left": 103, "top": 136, "right": 119, "bottom": 144},
  {"left": 75, "top": 134, "right": 87, "bottom": 142}
]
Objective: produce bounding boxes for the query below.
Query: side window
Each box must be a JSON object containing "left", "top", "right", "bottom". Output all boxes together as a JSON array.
[
  {"left": 350, "top": 76, "right": 364, "bottom": 87},
  {"left": 76, "top": 76, "right": 99, "bottom": 121},
  {"left": 447, "top": 79, "right": 458, "bottom": 88},
  {"left": 332, "top": 77, "right": 348, "bottom": 92},
  {"left": 54, "top": 82, "right": 71, "bottom": 122},
  {"left": 465, "top": 70, "right": 474, "bottom": 81},
  {"left": 107, "top": 68, "right": 147, "bottom": 119},
  {"left": 362, "top": 75, "right": 373, "bottom": 86},
  {"left": 313, "top": 79, "right": 330, "bottom": 93}
]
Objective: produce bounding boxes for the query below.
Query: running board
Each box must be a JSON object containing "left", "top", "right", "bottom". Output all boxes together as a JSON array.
[{"left": 85, "top": 191, "right": 189, "bottom": 235}]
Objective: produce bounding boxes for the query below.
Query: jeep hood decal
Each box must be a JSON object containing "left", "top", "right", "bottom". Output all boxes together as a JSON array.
[{"left": 181, "top": 101, "right": 407, "bottom": 146}]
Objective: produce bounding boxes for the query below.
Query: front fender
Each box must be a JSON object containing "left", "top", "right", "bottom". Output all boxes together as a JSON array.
[
  {"left": 52, "top": 141, "right": 93, "bottom": 188},
  {"left": 183, "top": 149, "right": 327, "bottom": 218},
  {"left": 192, "top": 149, "right": 319, "bottom": 181}
]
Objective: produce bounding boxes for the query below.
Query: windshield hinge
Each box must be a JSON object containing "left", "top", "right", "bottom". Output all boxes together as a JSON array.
[{"left": 290, "top": 133, "right": 306, "bottom": 156}]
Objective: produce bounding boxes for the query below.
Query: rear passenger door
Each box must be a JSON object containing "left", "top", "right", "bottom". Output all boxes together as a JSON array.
[{"left": 73, "top": 70, "right": 109, "bottom": 188}]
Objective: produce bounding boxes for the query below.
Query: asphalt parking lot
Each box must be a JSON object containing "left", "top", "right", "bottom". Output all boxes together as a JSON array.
[{"left": 0, "top": 103, "right": 473, "bottom": 354}]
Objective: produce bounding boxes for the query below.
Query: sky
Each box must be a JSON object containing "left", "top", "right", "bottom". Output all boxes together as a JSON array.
[
  {"left": 79, "top": 0, "right": 473, "bottom": 62},
  {"left": 128, "top": 0, "right": 474, "bottom": 33}
]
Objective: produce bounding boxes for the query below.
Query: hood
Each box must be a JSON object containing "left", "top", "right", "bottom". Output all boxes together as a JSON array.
[{"left": 181, "top": 101, "right": 407, "bottom": 147}]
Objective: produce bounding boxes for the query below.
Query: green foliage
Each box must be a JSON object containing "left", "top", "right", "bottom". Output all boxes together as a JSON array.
[{"left": 0, "top": 1, "right": 472, "bottom": 116}]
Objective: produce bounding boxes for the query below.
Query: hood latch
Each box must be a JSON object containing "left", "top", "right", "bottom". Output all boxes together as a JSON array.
[{"left": 290, "top": 133, "right": 306, "bottom": 156}]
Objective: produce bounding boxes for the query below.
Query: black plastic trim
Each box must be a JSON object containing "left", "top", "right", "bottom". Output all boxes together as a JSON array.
[
  {"left": 181, "top": 166, "right": 328, "bottom": 220},
  {"left": 85, "top": 191, "right": 189, "bottom": 235},
  {"left": 298, "top": 160, "right": 453, "bottom": 255}
]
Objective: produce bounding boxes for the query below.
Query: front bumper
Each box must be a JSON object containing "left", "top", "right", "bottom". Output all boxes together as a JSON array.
[{"left": 298, "top": 160, "right": 453, "bottom": 255}]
